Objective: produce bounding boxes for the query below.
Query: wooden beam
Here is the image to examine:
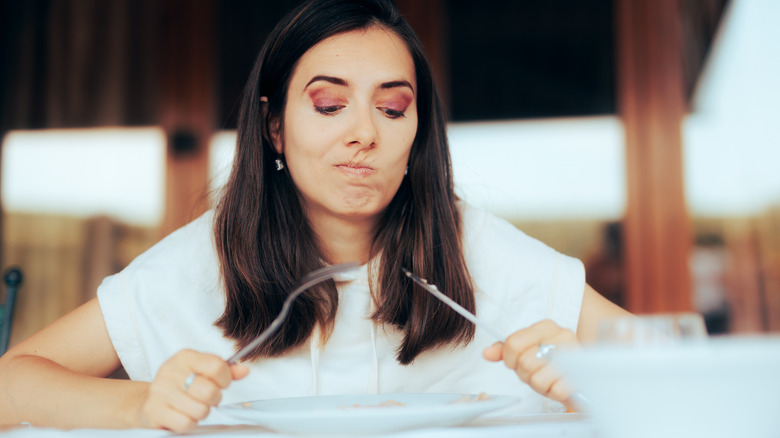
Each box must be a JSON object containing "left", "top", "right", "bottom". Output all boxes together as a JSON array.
[
  {"left": 394, "top": 0, "right": 449, "bottom": 108},
  {"left": 616, "top": 0, "right": 693, "bottom": 313},
  {"left": 159, "top": 0, "right": 215, "bottom": 237}
]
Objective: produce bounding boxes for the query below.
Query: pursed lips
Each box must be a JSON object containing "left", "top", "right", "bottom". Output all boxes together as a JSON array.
[{"left": 335, "top": 162, "right": 376, "bottom": 177}]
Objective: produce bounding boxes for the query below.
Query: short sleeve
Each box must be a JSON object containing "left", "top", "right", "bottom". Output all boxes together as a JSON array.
[
  {"left": 97, "top": 270, "right": 154, "bottom": 381},
  {"left": 460, "top": 203, "right": 586, "bottom": 336},
  {"left": 96, "top": 210, "right": 228, "bottom": 382}
]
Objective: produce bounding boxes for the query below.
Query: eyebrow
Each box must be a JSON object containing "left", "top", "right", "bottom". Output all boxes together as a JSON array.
[
  {"left": 305, "top": 75, "right": 347, "bottom": 89},
  {"left": 380, "top": 80, "right": 415, "bottom": 94},
  {"left": 304, "top": 75, "right": 415, "bottom": 94}
]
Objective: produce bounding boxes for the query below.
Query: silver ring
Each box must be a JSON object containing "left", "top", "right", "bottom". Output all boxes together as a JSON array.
[
  {"left": 183, "top": 373, "right": 197, "bottom": 391},
  {"left": 536, "top": 343, "right": 556, "bottom": 359}
]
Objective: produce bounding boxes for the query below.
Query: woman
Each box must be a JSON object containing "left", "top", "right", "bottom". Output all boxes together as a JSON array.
[{"left": 0, "top": 0, "right": 630, "bottom": 432}]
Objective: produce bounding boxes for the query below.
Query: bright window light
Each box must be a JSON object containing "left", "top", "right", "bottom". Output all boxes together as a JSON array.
[
  {"left": 449, "top": 116, "right": 625, "bottom": 220},
  {"left": 684, "top": 0, "right": 780, "bottom": 216},
  {"left": 1, "top": 127, "right": 166, "bottom": 226},
  {"left": 209, "top": 131, "right": 237, "bottom": 206}
]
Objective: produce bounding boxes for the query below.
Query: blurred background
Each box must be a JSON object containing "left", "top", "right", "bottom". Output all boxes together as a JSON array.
[{"left": 1, "top": 0, "right": 778, "bottom": 349}]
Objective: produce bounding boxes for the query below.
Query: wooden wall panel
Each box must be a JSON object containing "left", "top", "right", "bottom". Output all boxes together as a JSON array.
[
  {"left": 394, "top": 0, "right": 449, "bottom": 107},
  {"left": 616, "top": 0, "right": 694, "bottom": 313},
  {"left": 756, "top": 210, "right": 780, "bottom": 331},
  {"left": 159, "top": 0, "right": 216, "bottom": 237}
]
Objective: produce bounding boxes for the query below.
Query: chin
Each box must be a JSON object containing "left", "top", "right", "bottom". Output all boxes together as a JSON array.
[
  {"left": 334, "top": 199, "right": 389, "bottom": 221},
  {"left": 336, "top": 206, "right": 383, "bottom": 221}
]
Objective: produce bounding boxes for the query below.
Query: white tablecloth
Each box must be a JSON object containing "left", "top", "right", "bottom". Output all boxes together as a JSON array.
[{"left": 2, "top": 414, "right": 597, "bottom": 438}]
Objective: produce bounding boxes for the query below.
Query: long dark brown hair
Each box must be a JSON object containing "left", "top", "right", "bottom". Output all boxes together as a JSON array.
[{"left": 214, "top": 0, "right": 474, "bottom": 365}]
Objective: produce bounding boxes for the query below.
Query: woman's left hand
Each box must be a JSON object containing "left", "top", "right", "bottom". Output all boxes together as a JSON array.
[{"left": 482, "top": 319, "right": 578, "bottom": 410}]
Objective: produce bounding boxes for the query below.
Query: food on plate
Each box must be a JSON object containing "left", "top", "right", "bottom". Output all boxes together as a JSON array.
[
  {"left": 451, "top": 392, "right": 492, "bottom": 403},
  {"left": 341, "top": 400, "right": 407, "bottom": 409}
]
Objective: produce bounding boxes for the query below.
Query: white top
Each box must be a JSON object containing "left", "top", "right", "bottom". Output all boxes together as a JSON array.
[{"left": 97, "top": 203, "right": 585, "bottom": 420}]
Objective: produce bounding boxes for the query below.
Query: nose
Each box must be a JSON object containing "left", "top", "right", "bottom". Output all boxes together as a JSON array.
[{"left": 345, "top": 105, "right": 377, "bottom": 149}]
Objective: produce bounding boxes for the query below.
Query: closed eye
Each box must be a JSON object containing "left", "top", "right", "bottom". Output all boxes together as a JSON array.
[
  {"left": 380, "top": 107, "right": 406, "bottom": 119},
  {"left": 315, "top": 105, "right": 345, "bottom": 115}
]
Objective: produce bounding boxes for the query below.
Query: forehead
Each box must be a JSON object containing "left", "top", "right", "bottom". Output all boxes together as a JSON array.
[{"left": 291, "top": 26, "right": 416, "bottom": 88}]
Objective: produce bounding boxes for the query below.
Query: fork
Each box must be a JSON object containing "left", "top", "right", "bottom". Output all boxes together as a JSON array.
[{"left": 226, "top": 261, "right": 359, "bottom": 364}]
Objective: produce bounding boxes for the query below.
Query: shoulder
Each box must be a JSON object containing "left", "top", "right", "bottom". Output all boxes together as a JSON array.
[
  {"left": 127, "top": 210, "right": 217, "bottom": 280},
  {"left": 458, "top": 201, "right": 585, "bottom": 330},
  {"left": 134, "top": 210, "right": 217, "bottom": 266},
  {"left": 97, "top": 210, "right": 221, "bottom": 303},
  {"left": 459, "top": 201, "right": 564, "bottom": 268}
]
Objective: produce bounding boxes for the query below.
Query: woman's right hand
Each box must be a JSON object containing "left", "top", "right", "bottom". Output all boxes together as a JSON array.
[{"left": 137, "top": 349, "right": 249, "bottom": 432}]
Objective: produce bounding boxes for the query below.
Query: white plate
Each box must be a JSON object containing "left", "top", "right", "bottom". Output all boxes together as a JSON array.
[
  {"left": 219, "top": 393, "right": 519, "bottom": 435},
  {"left": 552, "top": 336, "right": 780, "bottom": 438}
]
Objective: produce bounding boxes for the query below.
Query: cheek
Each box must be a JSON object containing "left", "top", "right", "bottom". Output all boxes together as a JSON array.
[
  {"left": 282, "top": 111, "right": 334, "bottom": 157},
  {"left": 396, "top": 116, "right": 418, "bottom": 155}
]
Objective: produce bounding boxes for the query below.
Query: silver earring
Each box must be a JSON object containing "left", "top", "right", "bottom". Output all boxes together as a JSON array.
[
  {"left": 275, "top": 157, "right": 284, "bottom": 171},
  {"left": 404, "top": 166, "right": 408, "bottom": 176}
]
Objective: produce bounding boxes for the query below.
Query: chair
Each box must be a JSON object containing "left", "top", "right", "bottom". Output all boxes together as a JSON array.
[{"left": 1, "top": 267, "right": 23, "bottom": 356}]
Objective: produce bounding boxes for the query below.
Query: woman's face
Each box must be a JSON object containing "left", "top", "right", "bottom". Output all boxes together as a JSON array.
[{"left": 273, "top": 26, "right": 418, "bottom": 227}]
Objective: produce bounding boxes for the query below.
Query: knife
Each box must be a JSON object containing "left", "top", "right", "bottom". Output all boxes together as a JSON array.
[
  {"left": 401, "top": 267, "right": 506, "bottom": 343},
  {"left": 402, "top": 266, "right": 591, "bottom": 410}
]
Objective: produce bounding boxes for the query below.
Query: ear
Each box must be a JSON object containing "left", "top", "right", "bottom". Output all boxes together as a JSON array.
[
  {"left": 260, "top": 96, "right": 283, "bottom": 154},
  {"left": 268, "top": 116, "right": 283, "bottom": 155}
]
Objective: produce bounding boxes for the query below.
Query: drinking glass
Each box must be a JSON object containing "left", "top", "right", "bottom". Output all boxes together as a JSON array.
[{"left": 596, "top": 312, "right": 708, "bottom": 346}]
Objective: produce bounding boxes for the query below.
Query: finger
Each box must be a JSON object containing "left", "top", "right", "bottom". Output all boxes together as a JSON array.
[
  {"left": 188, "top": 354, "right": 234, "bottom": 389},
  {"left": 548, "top": 378, "right": 574, "bottom": 405},
  {"left": 159, "top": 406, "right": 200, "bottom": 433},
  {"left": 508, "top": 325, "right": 578, "bottom": 382},
  {"left": 526, "top": 328, "right": 577, "bottom": 370},
  {"left": 502, "top": 320, "right": 560, "bottom": 370},
  {"left": 168, "top": 385, "right": 213, "bottom": 421},
  {"left": 539, "top": 329, "right": 578, "bottom": 359},
  {"left": 526, "top": 362, "right": 563, "bottom": 398},
  {"left": 149, "top": 373, "right": 215, "bottom": 416},
  {"left": 230, "top": 363, "right": 250, "bottom": 380},
  {"left": 513, "top": 345, "right": 546, "bottom": 382},
  {"left": 563, "top": 391, "right": 588, "bottom": 412},
  {"left": 482, "top": 342, "right": 504, "bottom": 361},
  {"left": 140, "top": 392, "right": 199, "bottom": 433},
  {"left": 182, "top": 373, "right": 223, "bottom": 407}
]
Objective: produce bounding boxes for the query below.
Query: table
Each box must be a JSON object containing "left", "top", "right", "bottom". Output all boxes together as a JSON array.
[{"left": 1, "top": 414, "right": 597, "bottom": 437}]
